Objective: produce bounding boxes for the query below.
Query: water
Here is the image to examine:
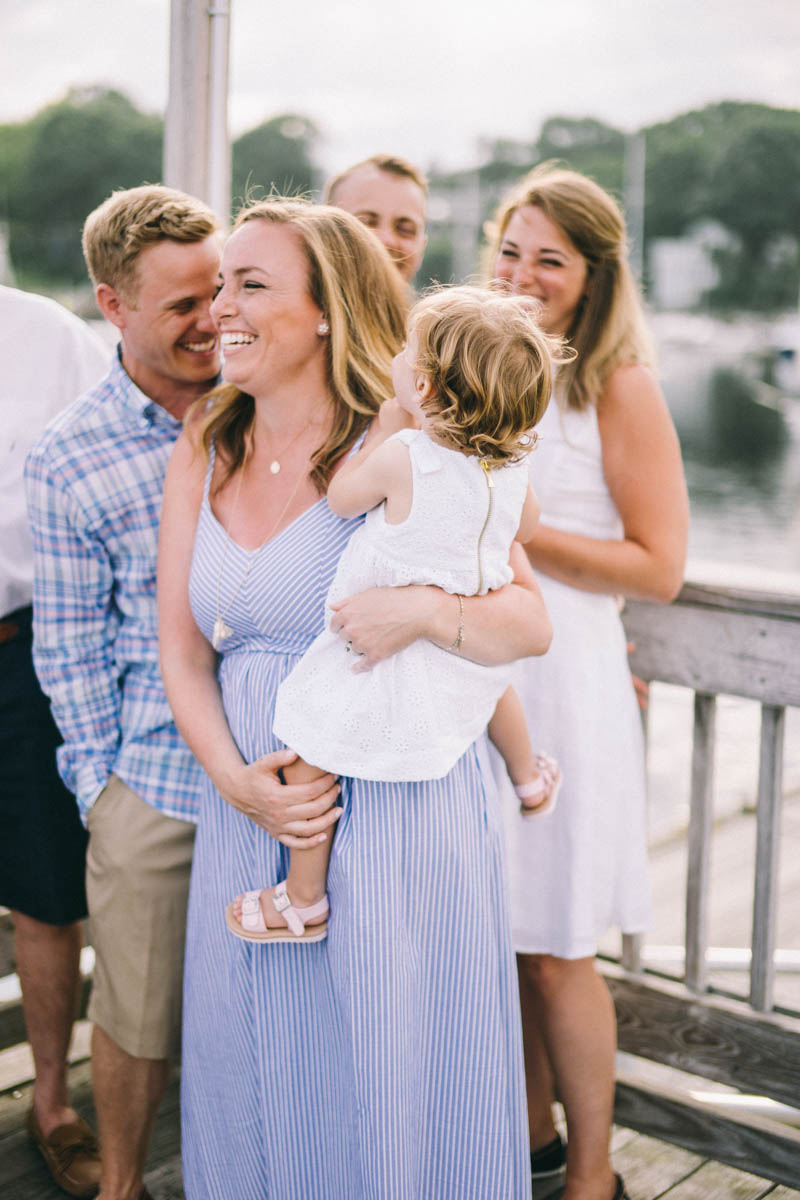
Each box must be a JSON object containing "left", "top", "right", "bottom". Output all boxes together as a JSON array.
[{"left": 653, "top": 311, "right": 800, "bottom": 573}]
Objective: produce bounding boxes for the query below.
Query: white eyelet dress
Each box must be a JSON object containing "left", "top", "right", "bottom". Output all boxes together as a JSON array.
[
  {"left": 273, "top": 427, "right": 530, "bottom": 781},
  {"left": 497, "top": 397, "right": 652, "bottom": 960}
]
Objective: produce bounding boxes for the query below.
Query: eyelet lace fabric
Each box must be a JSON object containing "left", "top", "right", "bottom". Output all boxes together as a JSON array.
[{"left": 273, "top": 429, "right": 530, "bottom": 781}]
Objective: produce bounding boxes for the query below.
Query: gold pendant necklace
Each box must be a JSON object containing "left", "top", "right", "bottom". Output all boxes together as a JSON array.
[{"left": 267, "top": 412, "right": 321, "bottom": 475}]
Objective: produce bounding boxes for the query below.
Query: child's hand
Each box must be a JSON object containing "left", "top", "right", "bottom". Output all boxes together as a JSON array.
[{"left": 379, "top": 397, "right": 417, "bottom": 436}]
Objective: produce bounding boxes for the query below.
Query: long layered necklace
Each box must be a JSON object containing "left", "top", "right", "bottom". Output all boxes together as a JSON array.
[{"left": 212, "top": 418, "right": 320, "bottom": 650}]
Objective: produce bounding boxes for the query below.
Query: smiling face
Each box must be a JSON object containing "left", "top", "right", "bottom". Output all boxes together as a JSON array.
[
  {"left": 493, "top": 205, "right": 589, "bottom": 337},
  {"left": 101, "top": 235, "right": 221, "bottom": 409},
  {"left": 331, "top": 165, "right": 427, "bottom": 283},
  {"left": 211, "top": 220, "right": 327, "bottom": 401}
]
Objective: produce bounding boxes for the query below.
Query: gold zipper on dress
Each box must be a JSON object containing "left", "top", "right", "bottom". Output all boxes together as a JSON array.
[{"left": 476, "top": 459, "right": 494, "bottom": 594}]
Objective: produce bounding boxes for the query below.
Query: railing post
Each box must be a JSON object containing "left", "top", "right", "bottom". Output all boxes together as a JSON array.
[
  {"left": 685, "top": 692, "right": 716, "bottom": 992},
  {"left": 750, "top": 704, "right": 785, "bottom": 1012}
]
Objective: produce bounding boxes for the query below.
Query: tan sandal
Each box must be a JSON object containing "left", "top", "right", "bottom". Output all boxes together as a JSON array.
[
  {"left": 225, "top": 880, "right": 329, "bottom": 943},
  {"left": 515, "top": 752, "right": 562, "bottom": 817}
]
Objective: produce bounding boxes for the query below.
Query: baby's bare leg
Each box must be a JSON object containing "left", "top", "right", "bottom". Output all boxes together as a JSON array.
[
  {"left": 231, "top": 755, "right": 339, "bottom": 931},
  {"left": 489, "top": 687, "right": 561, "bottom": 815},
  {"left": 278, "top": 756, "right": 337, "bottom": 909},
  {"left": 488, "top": 687, "right": 537, "bottom": 785}
]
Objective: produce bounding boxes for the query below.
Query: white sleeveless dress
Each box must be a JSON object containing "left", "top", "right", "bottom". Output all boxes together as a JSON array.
[
  {"left": 496, "top": 398, "right": 652, "bottom": 959},
  {"left": 273, "top": 428, "right": 530, "bottom": 781}
]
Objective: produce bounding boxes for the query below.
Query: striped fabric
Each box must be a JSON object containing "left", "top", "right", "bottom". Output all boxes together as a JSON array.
[
  {"left": 181, "top": 462, "right": 531, "bottom": 1198},
  {"left": 24, "top": 352, "right": 203, "bottom": 822}
]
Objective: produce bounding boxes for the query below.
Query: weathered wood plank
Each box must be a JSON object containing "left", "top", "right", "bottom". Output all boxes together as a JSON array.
[
  {"left": 623, "top": 601, "right": 800, "bottom": 707},
  {"left": 606, "top": 972, "right": 800, "bottom": 1108},
  {"left": 686, "top": 693, "right": 716, "bottom": 992},
  {"left": 614, "top": 1079, "right": 800, "bottom": 1189},
  {"left": 657, "top": 1159, "right": 777, "bottom": 1198},
  {"left": 678, "top": 565, "right": 800, "bottom": 620},
  {"left": 0, "top": 1062, "right": 182, "bottom": 1199},
  {"left": 751, "top": 705, "right": 786, "bottom": 1012},
  {"left": 608, "top": 1129, "right": 702, "bottom": 1197}
]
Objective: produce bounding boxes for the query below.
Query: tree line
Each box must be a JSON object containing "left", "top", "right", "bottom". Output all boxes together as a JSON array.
[{"left": 1, "top": 87, "right": 799, "bottom": 311}]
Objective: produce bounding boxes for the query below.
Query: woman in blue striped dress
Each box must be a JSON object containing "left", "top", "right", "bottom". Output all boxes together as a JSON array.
[{"left": 159, "top": 199, "right": 552, "bottom": 1199}]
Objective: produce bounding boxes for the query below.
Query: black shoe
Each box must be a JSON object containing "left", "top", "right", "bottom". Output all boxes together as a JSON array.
[
  {"left": 612, "top": 1174, "right": 631, "bottom": 1200},
  {"left": 530, "top": 1132, "right": 567, "bottom": 1181}
]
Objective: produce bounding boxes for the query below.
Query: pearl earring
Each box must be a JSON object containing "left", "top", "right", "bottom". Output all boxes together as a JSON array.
[{"left": 317, "top": 319, "right": 330, "bottom": 336}]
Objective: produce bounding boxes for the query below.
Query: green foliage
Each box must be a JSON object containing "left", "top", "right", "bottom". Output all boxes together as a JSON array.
[
  {"left": 418, "top": 234, "right": 455, "bottom": 290},
  {"left": 2, "top": 87, "right": 799, "bottom": 312},
  {"left": 2, "top": 87, "right": 162, "bottom": 282},
  {"left": 536, "top": 117, "right": 625, "bottom": 195},
  {"left": 232, "top": 115, "right": 319, "bottom": 207},
  {"left": 705, "top": 237, "right": 800, "bottom": 312},
  {"left": 644, "top": 101, "right": 800, "bottom": 308},
  {"left": 0, "top": 93, "right": 321, "bottom": 286}
]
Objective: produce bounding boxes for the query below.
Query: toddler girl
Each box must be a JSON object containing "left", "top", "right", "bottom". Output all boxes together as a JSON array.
[{"left": 225, "top": 285, "right": 565, "bottom": 943}]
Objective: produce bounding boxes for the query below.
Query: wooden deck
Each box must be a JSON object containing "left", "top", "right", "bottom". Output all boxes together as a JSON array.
[{"left": 1, "top": 1036, "right": 798, "bottom": 1198}]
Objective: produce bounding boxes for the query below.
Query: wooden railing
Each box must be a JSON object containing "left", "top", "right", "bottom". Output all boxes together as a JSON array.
[{"left": 607, "top": 566, "right": 800, "bottom": 1188}]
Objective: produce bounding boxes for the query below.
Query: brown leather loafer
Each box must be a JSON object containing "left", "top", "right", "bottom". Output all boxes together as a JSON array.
[{"left": 27, "top": 1109, "right": 101, "bottom": 1197}]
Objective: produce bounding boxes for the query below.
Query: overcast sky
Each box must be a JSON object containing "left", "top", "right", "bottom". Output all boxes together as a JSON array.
[{"left": 2, "top": 0, "right": 799, "bottom": 172}]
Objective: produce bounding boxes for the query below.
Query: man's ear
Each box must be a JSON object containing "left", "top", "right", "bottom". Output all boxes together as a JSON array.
[{"left": 95, "top": 283, "right": 127, "bottom": 330}]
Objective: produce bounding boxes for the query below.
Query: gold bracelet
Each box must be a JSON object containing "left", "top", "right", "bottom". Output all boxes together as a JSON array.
[{"left": 447, "top": 594, "right": 465, "bottom": 653}]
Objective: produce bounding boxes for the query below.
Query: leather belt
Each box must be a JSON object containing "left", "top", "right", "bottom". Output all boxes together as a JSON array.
[{"left": 0, "top": 621, "right": 21, "bottom": 645}]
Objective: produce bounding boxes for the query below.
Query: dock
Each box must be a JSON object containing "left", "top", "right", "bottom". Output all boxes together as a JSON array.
[{"left": 2, "top": 566, "right": 799, "bottom": 1198}]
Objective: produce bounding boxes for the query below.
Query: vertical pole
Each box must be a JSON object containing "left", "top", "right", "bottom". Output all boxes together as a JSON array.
[
  {"left": 685, "top": 692, "right": 716, "bottom": 993},
  {"left": 164, "top": 0, "right": 231, "bottom": 225},
  {"left": 624, "top": 129, "right": 646, "bottom": 286},
  {"left": 206, "top": 2, "right": 231, "bottom": 224},
  {"left": 750, "top": 705, "right": 785, "bottom": 1013}
]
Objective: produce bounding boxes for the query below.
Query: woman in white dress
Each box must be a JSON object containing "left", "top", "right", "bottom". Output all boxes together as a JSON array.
[{"left": 485, "top": 165, "right": 689, "bottom": 1200}]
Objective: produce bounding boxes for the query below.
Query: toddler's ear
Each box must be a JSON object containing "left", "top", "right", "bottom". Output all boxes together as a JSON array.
[{"left": 416, "top": 374, "right": 437, "bottom": 400}]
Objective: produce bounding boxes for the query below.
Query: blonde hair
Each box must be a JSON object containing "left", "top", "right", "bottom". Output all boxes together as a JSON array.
[
  {"left": 323, "top": 154, "right": 428, "bottom": 204},
  {"left": 82, "top": 184, "right": 218, "bottom": 301},
  {"left": 200, "top": 198, "right": 408, "bottom": 494},
  {"left": 409, "top": 285, "right": 569, "bottom": 466},
  {"left": 484, "top": 163, "right": 653, "bottom": 411}
]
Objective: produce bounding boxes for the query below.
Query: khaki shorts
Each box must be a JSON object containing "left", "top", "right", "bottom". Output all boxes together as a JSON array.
[{"left": 86, "top": 775, "right": 195, "bottom": 1059}]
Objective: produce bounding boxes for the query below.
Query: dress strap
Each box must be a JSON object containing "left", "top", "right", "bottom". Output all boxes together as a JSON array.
[
  {"left": 202, "top": 442, "right": 217, "bottom": 503},
  {"left": 391, "top": 428, "right": 442, "bottom": 474}
]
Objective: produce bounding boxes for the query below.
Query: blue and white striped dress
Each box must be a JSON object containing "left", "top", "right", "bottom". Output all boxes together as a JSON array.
[{"left": 181, "top": 454, "right": 531, "bottom": 1199}]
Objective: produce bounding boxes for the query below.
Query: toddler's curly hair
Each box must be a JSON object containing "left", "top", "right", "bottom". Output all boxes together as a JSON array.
[{"left": 409, "top": 284, "right": 572, "bottom": 466}]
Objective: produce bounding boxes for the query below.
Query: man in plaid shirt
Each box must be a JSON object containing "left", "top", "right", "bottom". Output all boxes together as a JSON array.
[{"left": 25, "top": 185, "right": 221, "bottom": 1200}]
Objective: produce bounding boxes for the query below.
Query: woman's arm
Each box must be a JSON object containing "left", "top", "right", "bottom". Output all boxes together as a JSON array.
[
  {"left": 517, "top": 485, "right": 541, "bottom": 544},
  {"left": 158, "top": 434, "right": 341, "bottom": 848},
  {"left": 523, "top": 365, "right": 689, "bottom": 602},
  {"left": 330, "top": 541, "right": 552, "bottom": 670}
]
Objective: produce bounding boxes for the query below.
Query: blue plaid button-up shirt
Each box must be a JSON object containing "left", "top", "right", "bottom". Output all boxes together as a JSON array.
[{"left": 25, "top": 350, "right": 203, "bottom": 823}]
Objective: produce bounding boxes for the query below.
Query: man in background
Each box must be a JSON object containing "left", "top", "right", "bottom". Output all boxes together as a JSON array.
[
  {"left": 323, "top": 153, "right": 428, "bottom": 285},
  {"left": 26, "top": 185, "right": 220, "bottom": 1200},
  {"left": 1, "top": 283, "right": 109, "bottom": 1196}
]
